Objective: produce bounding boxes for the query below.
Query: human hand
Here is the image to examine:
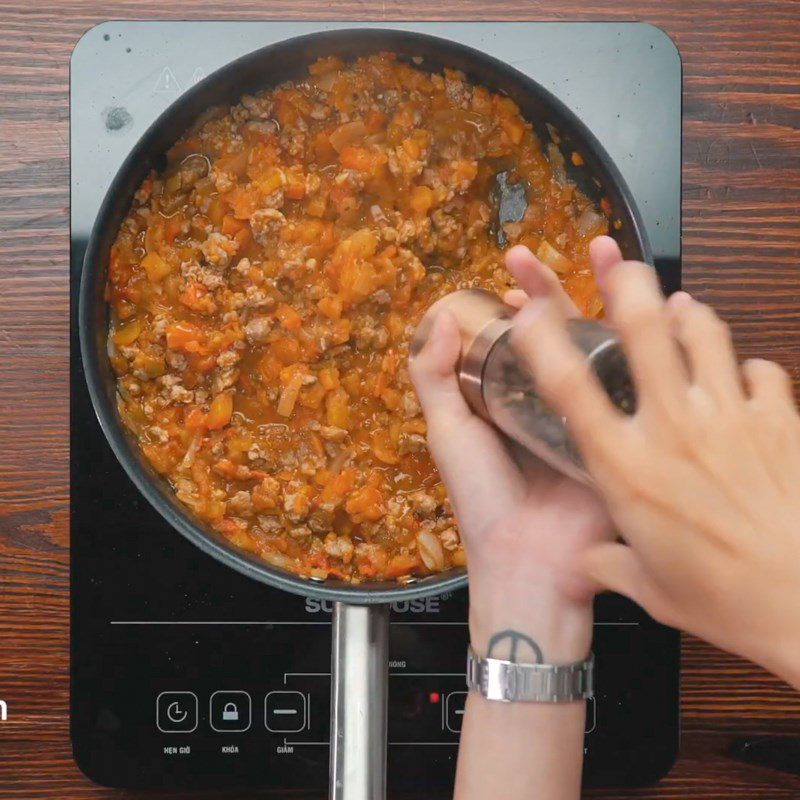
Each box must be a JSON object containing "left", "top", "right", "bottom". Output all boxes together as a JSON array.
[
  {"left": 409, "top": 247, "right": 613, "bottom": 662},
  {"left": 512, "top": 236, "right": 800, "bottom": 687}
]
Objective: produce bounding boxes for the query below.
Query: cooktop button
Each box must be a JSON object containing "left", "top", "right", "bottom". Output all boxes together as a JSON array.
[
  {"left": 585, "top": 697, "right": 597, "bottom": 734},
  {"left": 210, "top": 691, "right": 252, "bottom": 733},
  {"left": 156, "top": 692, "right": 198, "bottom": 733},
  {"left": 265, "top": 691, "right": 306, "bottom": 733},
  {"left": 445, "top": 691, "right": 467, "bottom": 733}
]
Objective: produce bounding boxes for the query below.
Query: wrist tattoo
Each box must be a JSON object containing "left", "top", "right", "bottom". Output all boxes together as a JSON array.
[{"left": 486, "top": 629, "right": 543, "bottom": 664}]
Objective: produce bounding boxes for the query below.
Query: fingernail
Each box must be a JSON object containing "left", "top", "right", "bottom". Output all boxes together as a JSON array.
[
  {"left": 668, "top": 290, "right": 693, "bottom": 309},
  {"left": 514, "top": 296, "right": 549, "bottom": 328}
]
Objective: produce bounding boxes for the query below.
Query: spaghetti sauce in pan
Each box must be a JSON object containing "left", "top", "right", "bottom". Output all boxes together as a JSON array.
[{"left": 106, "top": 53, "right": 608, "bottom": 582}]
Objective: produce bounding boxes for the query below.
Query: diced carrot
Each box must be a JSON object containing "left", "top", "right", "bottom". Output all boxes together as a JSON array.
[
  {"left": 300, "top": 381, "right": 327, "bottom": 410},
  {"left": 318, "top": 366, "right": 340, "bottom": 391},
  {"left": 191, "top": 353, "right": 217, "bottom": 373},
  {"left": 381, "top": 387, "right": 401, "bottom": 411},
  {"left": 185, "top": 406, "right": 208, "bottom": 430},
  {"left": 275, "top": 304, "right": 303, "bottom": 331},
  {"left": 345, "top": 486, "right": 385, "bottom": 522},
  {"left": 164, "top": 214, "right": 185, "bottom": 244},
  {"left": 166, "top": 321, "right": 204, "bottom": 352},
  {"left": 384, "top": 553, "right": 420, "bottom": 578},
  {"left": 142, "top": 442, "right": 179, "bottom": 474},
  {"left": 372, "top": 371, "right": 389, "bottom": 397},
  {"left": 330, "top": 319, "right": 351, "bottom": 345},
  {"left": 340, "top": 145, "right": 386, "bottom": 174},
  {"left": 319, "top": 466, "right": 357, "bottom": 504},
  {"left": 255, "top": 168, "right": 285, "bottom": 196},
  {"left": 222, "top": 188, "right": 261, "bottom": 220},
  {"left": 207, "top": 197, "right": 226, "bottom": 226},
  {"left": 409, "top": 185, "right": 434, "bottom": 216},
  {"left": 501, "top": 116, "right": 526, "bottom": 145},
  {"left": 284, "top": 169, "right": 306, "bottom": 200},
  {"left": 325, "top": 387, "right": 350, "bottom": 429},
  {"left": 215, "top": 149, "right": 250, "bottom": 178},
  {"left": 206, "top": 393, "right": 234, "bottom": 430},
  {"left": 179, "top": 281, "right": 217, "bottom": 315},
  {"left": 317, "top": 295, "right": 343, "bottom": 321},
  {"left": 112, "top": 318, "right": 142, "bottom": 346},
  {"left": 270, "top": 336, "right": 301, "bottom": 365}
]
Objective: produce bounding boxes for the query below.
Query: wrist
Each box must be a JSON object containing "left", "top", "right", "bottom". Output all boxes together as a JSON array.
[{"left": 468, "top": 578, "right": 593, "bottom": 664}]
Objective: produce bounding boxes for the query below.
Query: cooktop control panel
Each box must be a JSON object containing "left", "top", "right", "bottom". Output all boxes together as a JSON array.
[{"left": 71, "top": 20, "right": 681, "bottom": 795}]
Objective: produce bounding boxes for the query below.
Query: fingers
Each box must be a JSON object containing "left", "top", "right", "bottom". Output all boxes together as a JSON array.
[
  {"left": 588, "top": 235, "right": 623, "bottom": 298},
  {"left": 409, "top": 309, "right": 527, "bottom": 531},
  {"left": 511, "top": 296, "right": 621, "bottom": 458},
  {"left": 505, "top": 245, "right": 580, "bottom": 317},
  {"left": 666, "top": 293, "right": 743, "bottom": 403},
  {"left": 409, "top": 310, "right": 473, "bottom": 428},
  {"left": 581, "top": 542, "right": 675, "bottom": 626},
  {"left": 742, "top": 358, "right": 796, "bottom": 410},
  {"left": 606, "top": 261, "right": 689, "bottom": 409},
  {"left": 503, "top": 289, "right": 529, "bottom": 310}
]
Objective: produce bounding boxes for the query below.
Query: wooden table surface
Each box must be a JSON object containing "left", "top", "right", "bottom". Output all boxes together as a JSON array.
[{"left": 1, "top": 1, "right": 799, "bottom": 798}]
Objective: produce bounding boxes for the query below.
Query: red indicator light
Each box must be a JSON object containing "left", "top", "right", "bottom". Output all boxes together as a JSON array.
[{"left": 428, "top": 692, "right": 440, "bottom": 704}]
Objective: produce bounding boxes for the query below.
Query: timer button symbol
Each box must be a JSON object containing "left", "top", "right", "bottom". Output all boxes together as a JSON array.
[{"left": 156, "top": 692, "right": 198, "bottom": 733}]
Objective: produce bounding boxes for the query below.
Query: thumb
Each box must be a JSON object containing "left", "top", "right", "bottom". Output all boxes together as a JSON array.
[
  {"left": 409, "top": 309, "right": 473, "bottom": 427},
  {"left": 409, "top": 308, "right": 526, "bottom": 530},
  {"left": 582, "top": 543, "right": 676, "bottom": 627}
]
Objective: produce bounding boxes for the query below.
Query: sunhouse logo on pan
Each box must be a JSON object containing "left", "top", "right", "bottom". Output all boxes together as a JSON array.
[{"left": 304, "top": 597, "right": 440, "bottom": 614}]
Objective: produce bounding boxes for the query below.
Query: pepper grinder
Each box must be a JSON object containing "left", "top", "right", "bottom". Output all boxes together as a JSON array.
[{"left": 409, "top": 289, "right": 635, "bottom": 484}]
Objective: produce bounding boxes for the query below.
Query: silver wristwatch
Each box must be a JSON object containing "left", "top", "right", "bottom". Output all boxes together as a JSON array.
[{"left": 466, "top": 646, "right": 594, "bottom": 703}]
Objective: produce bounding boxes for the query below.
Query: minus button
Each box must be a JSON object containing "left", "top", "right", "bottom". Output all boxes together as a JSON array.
[{"left": 265, "top": 691, "right": 306, "bottom": 733}]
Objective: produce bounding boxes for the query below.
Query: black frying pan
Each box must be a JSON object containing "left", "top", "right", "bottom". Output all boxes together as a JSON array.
[{"left": 79, "top": 28, "right": 651, "bottom": 798}]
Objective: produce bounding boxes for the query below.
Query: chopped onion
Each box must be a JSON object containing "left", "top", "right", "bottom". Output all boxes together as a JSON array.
[
  {"left": 277, "top": 372, "right": 305, "bottom": 417},
  {"left": 536, "top": 239, "right": 574, "bottom": 274},
  {"left": 370, "top": 204, "right": 388, "bottom": 223},
  {"left": 179, "top": 433, "right": 202, "bottom": 470},
  {"left": 546, "top": 142, "right": 567, "bottom": 185},
  {"left": 576, "top": 205, "right": 605, "bottom": 236},
  {"left": 315, "top": 72, "right": 337, "bottom": 92}
]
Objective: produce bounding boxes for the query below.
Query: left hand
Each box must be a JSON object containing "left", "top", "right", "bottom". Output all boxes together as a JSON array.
[{"left": 409, "top": 241, "right": 620, "bottom": 661}]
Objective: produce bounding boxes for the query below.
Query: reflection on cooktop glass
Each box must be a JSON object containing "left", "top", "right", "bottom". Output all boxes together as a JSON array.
[{"left": 71, "top": 21, "right": 681, "bottom": 794}]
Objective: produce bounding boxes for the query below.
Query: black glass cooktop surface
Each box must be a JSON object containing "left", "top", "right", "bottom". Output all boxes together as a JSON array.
[{"left": 70, "top": 21, "right": 682, "bottom": 795}]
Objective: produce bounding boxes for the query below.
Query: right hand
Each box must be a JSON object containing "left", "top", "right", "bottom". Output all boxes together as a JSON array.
[{"left": 510, "top": 236, "right": 800, "bottom": 688}]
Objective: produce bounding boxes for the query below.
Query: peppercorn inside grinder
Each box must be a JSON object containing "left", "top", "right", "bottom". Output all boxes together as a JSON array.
[{"left": 410, "top": 289, "right": 636, "bottom": 484}]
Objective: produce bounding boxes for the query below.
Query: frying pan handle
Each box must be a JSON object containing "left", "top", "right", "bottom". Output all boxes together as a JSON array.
[{"left": 330, "top": 601, "right": 390, "bottom": 800}]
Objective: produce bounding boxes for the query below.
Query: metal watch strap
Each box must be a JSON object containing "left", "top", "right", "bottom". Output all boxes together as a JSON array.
[{"left": 466, "top": 647, "right": 594, "bottom": 703}]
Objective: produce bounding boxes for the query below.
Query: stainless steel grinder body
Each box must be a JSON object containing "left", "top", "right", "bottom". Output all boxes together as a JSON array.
[{"left": 410, "top": 289, "right": 635, "bottom": 484}]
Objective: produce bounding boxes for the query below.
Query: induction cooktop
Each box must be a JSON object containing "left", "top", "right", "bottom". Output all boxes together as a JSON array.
[{"left": 70, "top": 21, "right": 682, "bottom": 795}]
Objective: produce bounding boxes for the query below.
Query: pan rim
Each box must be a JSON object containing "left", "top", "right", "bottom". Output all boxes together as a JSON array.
[{"left": 79, "top": 26, "right": 651, "bottom": 603}]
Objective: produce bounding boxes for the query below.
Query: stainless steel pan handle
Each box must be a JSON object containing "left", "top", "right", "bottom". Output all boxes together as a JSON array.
[{"left": 330, "top": 602, "right": 390, "bottom": 800}]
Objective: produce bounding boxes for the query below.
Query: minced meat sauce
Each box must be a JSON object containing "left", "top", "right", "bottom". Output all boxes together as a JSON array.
[{"left": 106, "top": 53, "right": 608, "bottom": 582}]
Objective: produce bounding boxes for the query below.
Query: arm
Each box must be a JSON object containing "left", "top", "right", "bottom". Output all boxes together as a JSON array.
[
  {"left": 512, "top": 236, "right": 800, "bottom": 691},
  {"left": 455, "top": 585, "right": 591, "bottom": 800},
  {"left": 410, "top": 246, "right": 612, "bottom": 800}
]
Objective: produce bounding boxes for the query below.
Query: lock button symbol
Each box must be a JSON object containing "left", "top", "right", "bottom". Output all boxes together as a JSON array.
[{"left": 210, "top": 691, "right": 251, "bottom": 732}]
